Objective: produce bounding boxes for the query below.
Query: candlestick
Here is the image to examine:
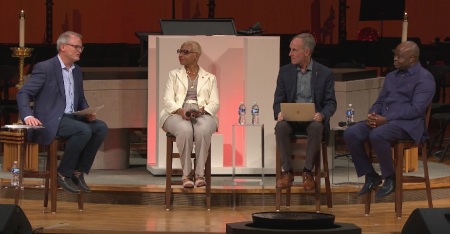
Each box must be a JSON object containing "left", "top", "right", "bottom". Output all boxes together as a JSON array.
[
  {"left": 10, "top": 47, "right": 33, "bottom": 89},
  {"left": 401, "top": 12, "right": 408, "bottom": 43},
  {"left": 19, "top": 10, "right": 25, "bottom": 47}
]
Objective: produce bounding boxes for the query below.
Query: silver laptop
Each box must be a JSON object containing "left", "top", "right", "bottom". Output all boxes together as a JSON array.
[{"left": 280, "top": 103, "right": 315, "bottom": 121}]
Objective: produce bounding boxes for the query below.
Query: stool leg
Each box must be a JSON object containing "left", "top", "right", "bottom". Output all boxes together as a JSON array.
[
  {"left": 205, "top": 149, "right": 211, "bottom": 210},
  {"left": 50, "top": 140, "right": 58, "bottom": 214},
  {"left": 275, "top": 145, "right": 282, "bottom": 211},
  {"left": 165, "top": 137, "right": 173, "bottom": 210},
  {"left": 322, "top": 144, "right": 332, "bottom": 209},
  {"left": 44, "top": 149, "right": 50, "bottom": 208},
  {"left": 365, "top": 191, "right": 371, "bottom": 215},
  {"left": 395, "top": 144, "right": 404, "bottom": 218},
  {"left": 422, "top": 147, "right": 433, "bottom": 208},
  {"left": 275, "top": 187, "right": 281, "bottom": 211},
  {"left": 314, "top": 153, "right": 321, "bottom": 212},
  {"left": 77, "top": 193, "right": 84, "bottom": 211}
]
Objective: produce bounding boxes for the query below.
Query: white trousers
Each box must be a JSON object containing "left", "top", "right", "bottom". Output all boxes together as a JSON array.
[{"left": 163, "top": 113, "right": 216, "bottom": 177}]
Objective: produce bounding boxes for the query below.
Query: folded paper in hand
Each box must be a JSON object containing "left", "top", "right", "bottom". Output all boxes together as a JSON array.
[
  {"left": 72, "top": 105, "right": 104, "bottom": 115},
  {"left": 4, "top": 125, "right": 44, "bottom": 129}
]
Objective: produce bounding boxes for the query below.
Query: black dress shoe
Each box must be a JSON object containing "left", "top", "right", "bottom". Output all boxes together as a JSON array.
[
  {"left": 376, "top": 175, "right": 396, "bottom": 198},
  {"left": 72, "top": 174, "right": 91, "bottom": 193},
  {"left": 357, "top": 173, "right": 382, "bottom": 196},
  {"left": 57, "top": 175, "right": 81, "bottom": 193}
]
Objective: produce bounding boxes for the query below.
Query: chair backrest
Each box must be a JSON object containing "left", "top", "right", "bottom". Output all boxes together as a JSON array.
[{"left": 425, "top": 103, "right": 432, "bottom": 130}]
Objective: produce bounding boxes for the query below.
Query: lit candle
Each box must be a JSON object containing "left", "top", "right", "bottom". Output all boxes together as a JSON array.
[
  {"left": 401, "top": 12, "right": 408, "bottom": 42},
  {"left": 19, "top": 10, "right": 25, "bottom": 47}
]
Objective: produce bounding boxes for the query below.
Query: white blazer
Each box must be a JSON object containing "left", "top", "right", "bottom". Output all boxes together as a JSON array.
[{"left": 159, "top": 66, "right": 220, "bottom": 127}]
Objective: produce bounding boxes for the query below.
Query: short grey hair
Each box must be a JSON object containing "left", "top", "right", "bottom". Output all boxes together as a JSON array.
[
  {"left": 292, "top": 33, "right": 316, "bottom": 53},
  {"left": 56, "top": 31, "right": 82, "bottom": 52},
  {"left": 182, "top": 41, "right": 202, "bottom": 56}
]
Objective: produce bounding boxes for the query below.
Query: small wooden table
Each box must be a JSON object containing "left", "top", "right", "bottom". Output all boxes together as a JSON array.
[{"left": 0, "top": 125, "right": 43, "bottom": 204}]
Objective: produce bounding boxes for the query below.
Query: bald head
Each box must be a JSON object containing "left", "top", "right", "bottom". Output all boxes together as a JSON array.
[
  {"left": 393, "top": 41, "right": 420, "bottom": 70},
  {"left": 398, "top": 41, "right": 420, "bottom": 58}
]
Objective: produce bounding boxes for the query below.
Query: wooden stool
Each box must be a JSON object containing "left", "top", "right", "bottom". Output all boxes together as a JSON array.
[
  {"left": 41, "top": 138, "right": 83, "bottom": 213},
  {"left": 275, "top": 134, "right": 332, "bottom": 212},
  {"left": 365, "top": 104, "right": 433, "bottom": 217},
  {"left": 165, "top": 133, "right": 211, "bottom": 210}
]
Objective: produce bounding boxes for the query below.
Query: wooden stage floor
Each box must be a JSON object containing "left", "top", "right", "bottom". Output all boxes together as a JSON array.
[
  {"left": 2, "top": 173, "right": 450, "bottom": 234},
  {"left": 1, "top": 197, "right": 450, "bottom": 234},
  {"left": 1, "top": 157, "right": 450, "bottom": 233}
]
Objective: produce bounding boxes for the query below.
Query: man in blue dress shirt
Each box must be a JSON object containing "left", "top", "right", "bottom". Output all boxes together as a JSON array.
[
  {"left": 17, "top": 31, "right": 108, "bottom": 194},
  {"left": 344, "top": 41, "right": 435, "bottom": 198}
]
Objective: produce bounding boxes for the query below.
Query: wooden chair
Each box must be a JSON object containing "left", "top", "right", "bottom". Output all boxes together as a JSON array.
[
  {"left": 36, "top": 138, "right": 84, "bottom": 213},
  {"left": 165, "top": 133, "right": 211, "bottom": 210},
  {"left": 365, "top": 104, "right": 433, "bottom": 217},
  {"left": 275, "top": 134, "right": 332, "bottom": 212}
]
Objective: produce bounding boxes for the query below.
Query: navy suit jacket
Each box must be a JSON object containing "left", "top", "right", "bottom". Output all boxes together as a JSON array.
[
  {"left": 17, "top": 56, "right": 89, "bottom": 145},
  {"left": 369, "top": 62, "right": 435, "bottom": 143},
  {"left": 273, "top": 60, "right": 337, "bottom": 140}
]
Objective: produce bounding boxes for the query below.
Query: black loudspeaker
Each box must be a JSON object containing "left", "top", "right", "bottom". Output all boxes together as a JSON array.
[
  {"left": 0, "top": 204, "right": 32, "bottom": 234},
  {"left": 402, "top": 208, "right": 450, "bottom": 234}
]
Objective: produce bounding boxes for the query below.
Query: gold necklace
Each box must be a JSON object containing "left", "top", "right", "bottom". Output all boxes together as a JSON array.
[{"left": 186, "top": 66, "right": 199, "bottom": 75}]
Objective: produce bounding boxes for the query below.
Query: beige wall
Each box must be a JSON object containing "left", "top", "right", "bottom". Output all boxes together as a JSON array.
[{"left": 147, "top": 35, "right": 279, "bottom": 175}]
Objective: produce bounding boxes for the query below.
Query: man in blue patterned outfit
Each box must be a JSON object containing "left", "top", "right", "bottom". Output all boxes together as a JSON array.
[{"left": 344, "top": 41, "right": 435, "bottom": 198}]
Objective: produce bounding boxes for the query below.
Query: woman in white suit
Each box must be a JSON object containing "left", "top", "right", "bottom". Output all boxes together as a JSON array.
[{"left": 160, "top": 41, "right": 219, "bottom": 188}]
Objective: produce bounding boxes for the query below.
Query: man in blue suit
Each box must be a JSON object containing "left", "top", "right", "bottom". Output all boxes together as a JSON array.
[
  {"left": 17, "top": 31, "right": 108, "bottom": 194},
  {"left": 273, "top": 33, "right": 337, "bottom": 190},
  {"left": 344, "top": 41, "right": 435, "bottom": 198}
]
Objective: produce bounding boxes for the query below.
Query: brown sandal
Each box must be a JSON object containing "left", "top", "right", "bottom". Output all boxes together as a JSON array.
[
  {"left": 182, "top": 176, "right": 194, "bottom": 188},
  {"left": 195, "top": 175, "right": 206, "bottom": 187}
]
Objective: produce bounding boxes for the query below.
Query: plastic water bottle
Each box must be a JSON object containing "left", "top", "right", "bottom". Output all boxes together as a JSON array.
[
  {"left": 11, "top": 161, "right": 19, "bottom": 186},
  {"left": 238, "top": 102, "right": 246, "bottom": 125},
  {"left": 346, "top": 104, "right": 354, "bottom": 125},
  {"left": 251, "top": 102, "right": 260, "bottom": 125}
]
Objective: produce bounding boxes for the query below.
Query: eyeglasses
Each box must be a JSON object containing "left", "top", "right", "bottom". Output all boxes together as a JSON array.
[
  {"left": 177, "top": 49, "right": 197, "bottom": 55},
  {"left": 65, "top": 44, "right": 84, "bottom": 52}
]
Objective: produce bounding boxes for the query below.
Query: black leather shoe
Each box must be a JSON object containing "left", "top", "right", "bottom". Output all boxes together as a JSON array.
[
  {"left": 376, "top": 175, "right": 396, "bottom": 198},
  {"left": 357, "top": 173, "right": 382, "bottom": 196},
  {"left": 57, "top": 175, "right": 80, "bottom": 193},
  {"left": 72, "top": 174, "right": 91, "bottom": 193}
]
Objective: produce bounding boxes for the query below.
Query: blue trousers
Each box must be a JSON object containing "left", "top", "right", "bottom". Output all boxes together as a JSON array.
[
  {"left": 56, "top": 114, "right": 108, "bottom": 177},
  {"left": 343, "top": 121, "right": 411, "bottom": 179}
]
